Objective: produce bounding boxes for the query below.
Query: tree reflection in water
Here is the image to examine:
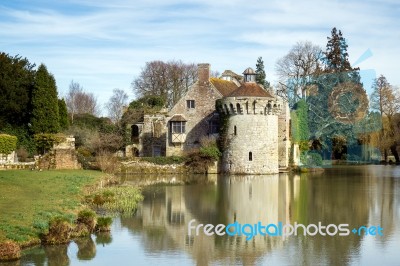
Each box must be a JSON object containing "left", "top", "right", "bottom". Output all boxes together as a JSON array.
[{"left": 17, "top": 166, "right": 400, "bottom": 266}]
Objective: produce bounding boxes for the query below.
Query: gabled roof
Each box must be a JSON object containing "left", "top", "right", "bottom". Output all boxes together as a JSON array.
[
  {"left": 228, "top": 83, "right": 274, "bottom": 98},
  {"left": 210, "top": 78, "right": 239, "bottom": 96}
]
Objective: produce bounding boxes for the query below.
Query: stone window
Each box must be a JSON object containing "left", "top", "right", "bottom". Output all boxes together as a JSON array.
[
  {"left": 209, "top": 120, "right": 219, "bottom": 134},
  {"left": 152, "top": 145, "right": 161, "bottom": 157},
  {"left": 171, "top": 121, "right": 186, "bottom": 133},
  {"left": 249, "top": 152, "right": 253, "bottom": 161},
  {"left": 234, "top": 125, "right": 237, "bottom": 135},
  {"left": 187, "top": 100, "right": 195, "bottom": 109}
]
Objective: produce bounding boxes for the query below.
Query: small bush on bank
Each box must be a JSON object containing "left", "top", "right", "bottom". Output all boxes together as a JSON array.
[
  {"left": 71, "top": 223, "right": 90, "bottom": 238},
  {"left": 0, "top": 241, "right": 21, "bottom": 261},
  {"left": 186, "top": 136, "right": 221, "bottom": 173},
  {"left": 42, "top": 216, "right": 72, "bottom": 245},
  {"left": 77, "top": 209, "right": 97, "bottom": 233},
  {"left": 141, "top": 156, "right": 186, "bottom": 165},
  {"left": 96, "top": 217, "right": 113, "bottom": 232}
]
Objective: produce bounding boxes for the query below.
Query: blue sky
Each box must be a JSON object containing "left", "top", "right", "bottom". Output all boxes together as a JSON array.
[{"left": 1, "top": 0, "right": 399, "bottom": 114}]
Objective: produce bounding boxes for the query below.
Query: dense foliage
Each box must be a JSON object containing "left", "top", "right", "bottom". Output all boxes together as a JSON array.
[
  {"left": 30, "top": 64, "right": 60, "bottom": 134},
  {"left": 34, "top": 133, "right": 66, "bottom": 154},
  {"left": 0, "top": 53, "right": 35, "bottom": 128},
  {"left": 0, "top": 134, "right": 17, "bottom": 155}
]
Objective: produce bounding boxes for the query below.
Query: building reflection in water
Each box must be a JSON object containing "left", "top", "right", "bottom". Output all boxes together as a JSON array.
[
  {"left": 16, "top": 166, "right": 400, "bottom": 266},
  {"left": 122, "top": 174, "right": 292, "bottom": 265}
]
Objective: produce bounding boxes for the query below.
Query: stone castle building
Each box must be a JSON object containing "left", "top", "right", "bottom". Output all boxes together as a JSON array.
[{"left": 126, "top": 64, "right": 290, "bottom": 174}]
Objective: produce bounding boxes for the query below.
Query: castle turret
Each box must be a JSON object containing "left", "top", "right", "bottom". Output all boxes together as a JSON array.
[{"left": 217, "top": 68, "right": 282, "bottom": 174}]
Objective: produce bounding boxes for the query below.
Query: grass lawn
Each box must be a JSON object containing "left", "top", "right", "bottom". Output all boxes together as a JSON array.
[{"left": 0, "top": 170, "right": 105, "bottom": 245}]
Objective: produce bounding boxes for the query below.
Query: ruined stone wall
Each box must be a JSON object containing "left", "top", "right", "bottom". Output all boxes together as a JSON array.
[
  {"left": 140, "top": 115, "right": 168, "bottom": 157},
  {"left": 37, "top": 137, "right": 81, "bottom": 170},
  {"left": 166, "top": 68, "right": 222, "bottom": 156}
]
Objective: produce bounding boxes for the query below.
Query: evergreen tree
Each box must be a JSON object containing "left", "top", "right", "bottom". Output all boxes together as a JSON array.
[
  {"left": 324, "top": 27, "right": 353, "bottom": 73},
  {"left": 30, "top": 64, "right": 60, "bottom": 134},
  {"left": 58, "top": 98, "right": 69, "bottom": 130},
  {"left": 0, "top": 52, "right": 35, "bottom": 127},
  {"left": 255, "top": 57, "right": 270, "bottom": 88}
]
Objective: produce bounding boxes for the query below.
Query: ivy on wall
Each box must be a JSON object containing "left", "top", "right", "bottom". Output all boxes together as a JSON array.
[
  {"left": 34, "top": 133, "right": 66, "bottom": 154},
  {"left": 291, "top": 99, "right": 310, "bottom": 152},
  {"left": 0, "top": 134, "right": 17, "bottom": 155}
]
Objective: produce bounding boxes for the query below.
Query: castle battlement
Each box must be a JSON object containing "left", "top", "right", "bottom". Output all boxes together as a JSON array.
[{"left": 217, "top": 97, "right": 282, "bottom": 116}]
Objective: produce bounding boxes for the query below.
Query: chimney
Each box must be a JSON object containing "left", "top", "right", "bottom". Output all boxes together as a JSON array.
[{"left": 198, "top": 63, "right": 210, "bottom": 85}]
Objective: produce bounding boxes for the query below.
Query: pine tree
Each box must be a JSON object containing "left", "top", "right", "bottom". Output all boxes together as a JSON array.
[
  {"left": 324, "top": 27, "right": 353, "bottom": 72},
  {"left": 255, "top": 57, "right": 270, "bottom": 88},
  {"left": 30, "top": 64, "right": 60, "bottom": 134},
  {"left": 58, "top": 98, "right": 69, "bottom": 130}
]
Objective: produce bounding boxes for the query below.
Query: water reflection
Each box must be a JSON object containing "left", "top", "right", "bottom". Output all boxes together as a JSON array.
[{"left": 15, "top": 166, "right": 400, "bottom": 266}]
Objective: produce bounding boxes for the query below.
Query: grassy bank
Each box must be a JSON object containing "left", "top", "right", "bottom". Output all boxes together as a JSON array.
[{"left": 0, "top": 170, "right": 106, "bottom": 246}]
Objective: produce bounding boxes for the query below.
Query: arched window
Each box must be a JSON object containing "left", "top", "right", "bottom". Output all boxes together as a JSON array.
[
  {"left": 249, "top": 152, "right": 253, "bottom": 161},
  {"left": 131, "top": 125, "right": 139, "bottom": 143},
  {"left": 230, "top": 103, "right": 235, "bottom": 113},
  {"left": 236, "top": 103, "right": 242, "bottom": 114},
  {"left": 234, "top": 125, "right": 237, "bottom": 136}
]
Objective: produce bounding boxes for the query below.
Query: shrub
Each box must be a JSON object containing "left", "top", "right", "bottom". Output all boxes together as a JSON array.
[
  {"left": 0, "top": 241, "right": 21, "bottom": 261},
  {"left": 96, "top": 217, "right": 113, "bottom": 232},
  {"left": 87, "top": 187, "right": 143, "bottom": 215},
  {"left": 0, "top": 134, "right": 17, "bottom": 155},
  {"left": 95, "top": 150, "right": 119, "bottom": 173},
  {"left": 141, "top": 156, "right": 186, "bottom": 165},
  {"left": 71, "top": 223, "right": 90, "bottom": 238},
  {"left": 42, "top": 216, "right": 72, "bottom": 245},
  {"left": 16, "top": 147, "right": 29, "bottom": 162},
  {"left": 34, "top": 133, "right": 66, "bottom": 154},
  {"left": 77, "top": 209, "right": 97, "bottom": 233},
  {"left": 300, "top": 151, "right": 323, "bottom": 167}
]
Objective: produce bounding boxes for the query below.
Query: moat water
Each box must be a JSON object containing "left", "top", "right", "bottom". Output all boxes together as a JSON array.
[{"left": 7, "top": 165, "right": 400, "bottom": 265}]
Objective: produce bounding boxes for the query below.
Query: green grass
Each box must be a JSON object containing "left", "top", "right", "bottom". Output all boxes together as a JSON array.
[{"left": 0, "top": 170, "right": 105, "bottom": 245}]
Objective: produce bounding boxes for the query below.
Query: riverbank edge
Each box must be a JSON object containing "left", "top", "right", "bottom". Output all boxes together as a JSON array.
[{"left": 0, "top": 171, "right": 128, "bottom": 262}]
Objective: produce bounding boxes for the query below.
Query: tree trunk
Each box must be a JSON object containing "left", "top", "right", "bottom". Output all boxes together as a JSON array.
[{"left": 390, "top": 143, "right": 400, "bottom": 163}]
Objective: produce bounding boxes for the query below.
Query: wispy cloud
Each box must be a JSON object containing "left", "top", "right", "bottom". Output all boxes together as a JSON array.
[{"left": 0, "top": 0, "right": 399, "bottom": 114}]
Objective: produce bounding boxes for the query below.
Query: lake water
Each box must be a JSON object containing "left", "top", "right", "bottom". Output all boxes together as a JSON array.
[{"left": 7, "top": 165, "right": 400, "bottom": 265}]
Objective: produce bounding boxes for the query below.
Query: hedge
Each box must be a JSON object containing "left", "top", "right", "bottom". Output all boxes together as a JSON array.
[{"left": 0, "top": 134, "right": 17, "bottom": 155}]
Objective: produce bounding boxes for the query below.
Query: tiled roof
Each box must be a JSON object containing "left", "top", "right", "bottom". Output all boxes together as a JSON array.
[
  {"left": 169, "top": 114, "right": 187, "bottom": 122},
  {"left": 228, "top": 82, "right": 273, "bottom": 98},
  {"left": 210, "top": 78, "right": 239, "bottom": 96}
]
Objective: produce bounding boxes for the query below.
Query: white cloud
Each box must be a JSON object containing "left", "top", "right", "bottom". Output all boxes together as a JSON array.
[{"left": 1, "top": 0, "right": 399, "bottom": 115}]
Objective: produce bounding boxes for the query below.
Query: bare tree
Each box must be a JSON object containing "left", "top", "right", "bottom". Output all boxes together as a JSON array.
[
  {"left": 370, "top": 75, "right": 400, "bottom": 161},
  {"left": 132, "top": 60, "right": 197, "bottom": 108},
  {"left": 66, "top": 80, "right": 100, "bottom": 123},
  {"left": 275, "top": 41, "right": 322, "bottom": 106},
  {"left": 106, "top": 88, "right": 129, "bottom": 124}
]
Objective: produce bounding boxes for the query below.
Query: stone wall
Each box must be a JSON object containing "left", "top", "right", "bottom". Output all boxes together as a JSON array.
[
  {"left": 0, "top": 151, "right": 16, "bottom": 164},
  {"left": 37, "top": 137, "right": 81, "bottom": 170},
  {"left": 220, "top": 96, "right": 280, "bottom": 174},
  {"left": 166, "top": 64, "right": 222, "bottom": 156}
]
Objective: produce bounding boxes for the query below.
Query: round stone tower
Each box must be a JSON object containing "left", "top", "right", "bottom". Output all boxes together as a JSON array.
[{"left": 217, "top": 68, "right": 282, "bottom": 174}]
